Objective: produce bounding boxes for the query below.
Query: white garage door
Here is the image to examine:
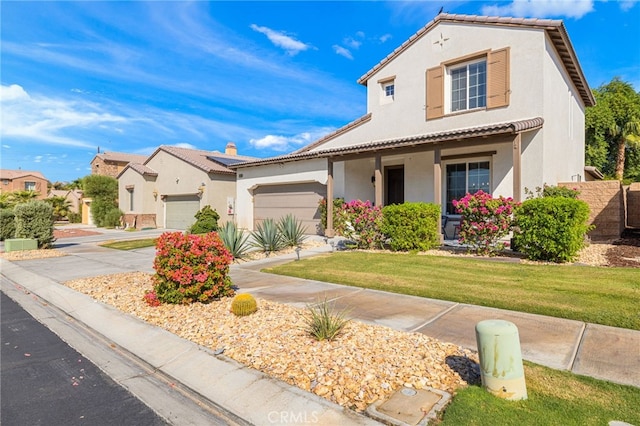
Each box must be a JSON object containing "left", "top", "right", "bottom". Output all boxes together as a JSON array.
[
  {"left": 165, "top": 195, "right": 200, "bottom": 230},
  {"left": 253, "top": 182, "right": 326, "bottom": 235}
]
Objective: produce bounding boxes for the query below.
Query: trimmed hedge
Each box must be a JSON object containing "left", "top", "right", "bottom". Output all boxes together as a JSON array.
[
  {"left": 188, "top": 205, "right": 219, "bottom": 234},
  {"left": 0, "top": 209, "right": 16, "bottom": 241},
  {"left": 381, "top": 202, "right": 440, "bottom": 251},
  {"left": 513, "top": 197, "right": 592, "bottom": 262},
  {"left": 13, "top": 201, "right": 55, "bottom": 248}
]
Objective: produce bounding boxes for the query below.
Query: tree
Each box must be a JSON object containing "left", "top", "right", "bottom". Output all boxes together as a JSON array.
[
  {"left": 82, "top": 175, "right": 120, "bottom": 227},
  {"left": 44, "top": 196, "right": 72, "bottom": 221},
  {"left": 586, "top": 78, "right": 640, "bottom": 181}
]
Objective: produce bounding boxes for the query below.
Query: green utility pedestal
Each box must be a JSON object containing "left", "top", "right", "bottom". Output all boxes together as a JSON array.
[{"left": 475, "top": 319, "right": 527, "bottom": 400}]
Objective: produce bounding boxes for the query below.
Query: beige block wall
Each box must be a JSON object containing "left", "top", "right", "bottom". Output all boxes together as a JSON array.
[
  {"left": 559, "top": 181, "right": 624, "bottom": 240},
  {"left": 627, "top": 183, "right": 640, "bottom": 228}
]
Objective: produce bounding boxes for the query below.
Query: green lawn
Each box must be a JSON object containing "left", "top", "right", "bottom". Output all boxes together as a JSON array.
[
  {"left": 267, "top": 251, "right": 640, "bottom": 423},
  {"left": 439, "top": 362, "right": 640, "bottom": 425},
  {"left": 100, "top": 238, "right": 157, "bottom": 250},
  {"left": 265, "top": 252, "right": 640, "bottom": 330}
]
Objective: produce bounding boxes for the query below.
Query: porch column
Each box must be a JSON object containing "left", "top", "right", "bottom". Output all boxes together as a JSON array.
[
  {"left": 326, "top": 159, "right": 335, "bottom": 237},
  {"left": 374, "top": 154, "right": 382, "bottom": 206},
  {"left": 512, "top": 134, "right": 522, "bottom": 203},
  {"left": 434, "top": 148, "right": 443, "bottom": 241}
]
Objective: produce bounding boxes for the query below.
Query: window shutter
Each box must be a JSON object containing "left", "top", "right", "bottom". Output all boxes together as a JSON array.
[
  {"left": 487, "top": 47, "right": 510, "bottom": 109},
  {"left": 426, "top": 65, "right": 444, "bottom": 120}
]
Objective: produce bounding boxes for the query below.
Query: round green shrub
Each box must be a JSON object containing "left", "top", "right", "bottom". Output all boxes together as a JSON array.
[
  {"left": 513, "top": 197, "right": 592, "bottom": 263},
  {"left": 188, "top": 205, "right": 220, "bottom": 234},
  {"left": 381, "top": 202, "right": 440, "bottom": 251},
  {"left": 13, "top": 201, "right": 55, "bottom": 248}
]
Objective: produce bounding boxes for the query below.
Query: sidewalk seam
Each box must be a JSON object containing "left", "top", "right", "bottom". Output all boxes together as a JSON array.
[
  {"left": 409, "top": 303, "right": 460, "bottom": 332},
  {"left": 567, "top": 322, "right": 588, "bottom": 371}
]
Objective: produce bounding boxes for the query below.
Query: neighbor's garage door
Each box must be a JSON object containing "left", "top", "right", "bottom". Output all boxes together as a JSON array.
[
  {"left": 165, "top": 195, "right": 200, "bottom": 230},
  {"left": 253, "top": 182, "right": 326, "bottom": 234}
]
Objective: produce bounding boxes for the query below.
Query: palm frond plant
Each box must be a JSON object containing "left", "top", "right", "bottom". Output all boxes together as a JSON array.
[
  {"left": 277, "top": 214, "right": 308, "bottom": 247},
  {"left": 218, "top": 221, "right": 252, "bottom": 260},
  {"left": 250, "top": 218, "right": 285, "bottom": 255}
]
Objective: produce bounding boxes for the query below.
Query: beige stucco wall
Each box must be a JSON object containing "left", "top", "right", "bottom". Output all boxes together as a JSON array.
[{"left": 118, "top": 168, "right": 156, "bottom": 215}]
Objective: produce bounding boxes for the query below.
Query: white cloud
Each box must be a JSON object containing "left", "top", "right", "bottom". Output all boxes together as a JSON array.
[
  {"left": 0, "top": 84, "right": 30, "bottom": 101},
  {"left": 620, "top": 0, "right": 639, "bottom": 11},
  {"left": 333, "top": 45, "right": 353, "bottom": 60},
  {"left": 379, "top": 34, "right": 392, "bottom": 43},
  {"left": 249, "top": 128, "right": 334, "bottom": 152},
  {"left": 2, "top": 145, "right": 10, "bottom": 149},
  {"left": 250, "top": 24, "right": 313, "bottom": 56},
  {"left": 172, "top": 142, "right": 197, "bottom": 149},
  {"left": 34, "top": 155, "right": 43, "bottom": 163},
  {"left": 0, "top": 84, "right": 127, "bottom": 148},
  {"left": 482, "top": 0, "right": 594, "bottom": 19}
]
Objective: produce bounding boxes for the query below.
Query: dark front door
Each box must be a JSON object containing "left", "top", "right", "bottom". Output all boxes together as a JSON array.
[{"left": 385, "top": 166, "right": 404, "bottom": 205}]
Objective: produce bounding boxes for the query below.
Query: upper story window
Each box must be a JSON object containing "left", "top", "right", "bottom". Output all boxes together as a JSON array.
[
  {"left": 426, "top": 47, "right": 509, "bottom": 120},
  {"left": 384, "top": 83, "right": 395, "bottom": 98},
  {"left": 378, "top": 75, "right": 396, "bottom": 105},
  {"left": 24, "top": 181, "right": 36, "bottom": 191},
  {"left": 1, "top": 179, "right": 8, "bottom": 185},
  {"left": 450, "top": 60, "right": 486, "bottom": 112}
]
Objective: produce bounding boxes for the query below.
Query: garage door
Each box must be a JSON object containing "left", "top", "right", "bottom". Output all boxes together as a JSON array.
[
  {"left": 165, "top": 195, "right": 200, "bottom": 230},
  {"left": 253, "top": 182, "right": 326, "bottom": 235}
]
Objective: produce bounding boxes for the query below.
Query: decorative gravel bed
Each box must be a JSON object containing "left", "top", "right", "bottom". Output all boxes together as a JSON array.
[
  {"left": 0, "top": 249, "right": 67, "bottom": 261},
  {"left": 63, "top": 271, "right": 480, "bottom": 412}
]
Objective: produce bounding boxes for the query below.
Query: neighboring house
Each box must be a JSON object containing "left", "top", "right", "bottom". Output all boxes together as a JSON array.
[
  {"left": 0, "top": 169, "right": 49, "bottom": 199},
  {"left": 47, "top": 189, "right": 84, "bottom": 213},
  {"left": 117, "top": 142, "right": 256, "bottom": 230},
  {"left": 232, "top": 13, "right": 595, "bottom": 236},
  {"left": 91, "top": 151, "right": 148, "bottom": 178}
]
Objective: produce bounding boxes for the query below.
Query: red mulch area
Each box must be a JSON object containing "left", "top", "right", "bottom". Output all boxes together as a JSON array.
[
  {"left": 54, "top": 228, "right": 103, "bottom": 239},
  {"left": 605, "top": 231, "right": 640, "bottom": 268}
]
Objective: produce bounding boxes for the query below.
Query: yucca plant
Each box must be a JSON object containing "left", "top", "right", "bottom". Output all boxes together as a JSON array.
[
  {"left": 250, "top": 218, "right": 286, "bottom": 255},
  {"left": 304, "top": 298, "right": 350, "bottom": 341},
  {"left": 218, "top": 221, "right": 252, "bottom": 260},
  {"left": 277, "top": 214, "right": 308, "bottom": 247}
]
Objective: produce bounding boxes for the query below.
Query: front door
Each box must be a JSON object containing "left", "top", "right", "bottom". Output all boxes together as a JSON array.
[{"left": 385, "top": 166, "right": 404, "bottom": 205}]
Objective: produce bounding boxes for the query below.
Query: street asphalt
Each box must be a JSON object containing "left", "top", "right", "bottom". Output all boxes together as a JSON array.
[{"left": 1, "top": 225, "right": 638, "bottom": 426}]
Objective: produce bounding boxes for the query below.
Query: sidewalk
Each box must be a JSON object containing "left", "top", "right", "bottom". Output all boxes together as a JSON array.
[{"left": 1, "top": 230, "right": 639, "bottom": 425}]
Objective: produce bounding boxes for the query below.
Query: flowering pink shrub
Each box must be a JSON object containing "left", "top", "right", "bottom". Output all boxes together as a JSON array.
[
  {"left": 337, "top": 200, "right": 385, "bottom": 249},
  {"left": 452, "top": 190, "right": 518, "bottom": 256},
  {"left": 143, "top": 290, "right": 161, "bottom": 307},
  {"left": 152, "top": 232, "right": 234, "bottom": 304}
]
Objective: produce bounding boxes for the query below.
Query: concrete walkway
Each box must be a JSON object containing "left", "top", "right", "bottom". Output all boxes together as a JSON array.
[{"left": 1, "top": 228, "right": 639, "bottom": 425}]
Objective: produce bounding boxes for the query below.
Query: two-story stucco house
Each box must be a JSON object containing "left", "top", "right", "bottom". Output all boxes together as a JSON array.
[
  {"left": 0, "top": 169, "right": 49, "bottom": 199},
  {"left": 231, "top": 13, "right": 595, "bottom": 236},
  {"left": 117, "top": 143, "right": 255, "bottom": 230}
]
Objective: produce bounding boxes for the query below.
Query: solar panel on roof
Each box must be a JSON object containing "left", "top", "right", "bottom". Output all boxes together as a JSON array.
[{"left": 206, "top": 155, "right": 245, "bottom": 166}]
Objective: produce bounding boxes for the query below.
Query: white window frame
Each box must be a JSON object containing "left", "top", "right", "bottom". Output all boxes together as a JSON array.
[
  {"left": 24, "top": 181, "right": 36, "bottom": 191},
  {"left": 378, "top": 76, "right": 395, "bottom": 105},
  {"left": 445, "top": 58, "right": 487, "bottom": 114},
  {"left": 443, "top": 158, "right": 492, "bottom": 215}
]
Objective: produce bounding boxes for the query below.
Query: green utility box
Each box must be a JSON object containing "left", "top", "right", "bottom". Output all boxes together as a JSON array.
[
  {"left": 4, "top": 238, "right": 38, "bottom": 252},
  {"left": 475, "top": 319, "right": 527, "bottom": 400}
]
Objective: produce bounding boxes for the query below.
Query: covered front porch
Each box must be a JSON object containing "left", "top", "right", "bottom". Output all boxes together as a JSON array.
[{"left": 323, "top": 118, "right": 543, "bottom": 238}]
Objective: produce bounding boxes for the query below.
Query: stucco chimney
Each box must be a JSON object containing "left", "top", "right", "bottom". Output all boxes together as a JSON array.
[{"left": 225, "top": 142, "right": 237, "bottom": 156}]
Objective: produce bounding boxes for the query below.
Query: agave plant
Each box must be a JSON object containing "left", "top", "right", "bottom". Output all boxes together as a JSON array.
[
  {"left": 277, "top": 214, "right": 308, "bottom": 247},
  {"left": 218, "top": 221, "right": 252, "bottom": 260},
  {"left": 250, "top": 218, "right": 286, "bottom": 255}
]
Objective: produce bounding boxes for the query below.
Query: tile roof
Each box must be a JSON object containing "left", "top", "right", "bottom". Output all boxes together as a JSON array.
[
  {"left": 0, "top": 169, "right": 48, "bottom": 180},
  {"left": 231, "top": 117, "right": 544, "bottom": 168},
  {"left": 152, "top": 145, "right": 257, "bottom": 175},
  {"left": 94, "top": 152, "right": 148, "bottom": 164},
  {"left": 357, "top": 13, "right": 595, "bottom": 107},
  {"left": 127, "top": 163, "right": 158, "bottom": 177}
]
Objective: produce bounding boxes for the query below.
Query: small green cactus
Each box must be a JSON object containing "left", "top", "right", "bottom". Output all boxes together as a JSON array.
[{"left": 231, "top": 293, "right": 258, "bottom": 316}]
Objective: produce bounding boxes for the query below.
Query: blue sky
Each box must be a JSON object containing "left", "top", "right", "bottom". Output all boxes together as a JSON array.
[{"left": 1, "top": 1, "right": 639, "bottom": 183}]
